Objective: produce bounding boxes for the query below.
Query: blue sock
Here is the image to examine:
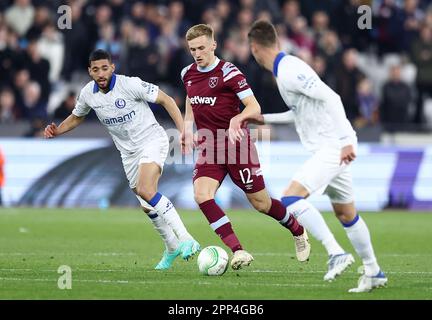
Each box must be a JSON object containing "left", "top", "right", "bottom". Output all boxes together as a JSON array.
[{"left": 281, "top": 196, "right": 303, "bottom": 208}]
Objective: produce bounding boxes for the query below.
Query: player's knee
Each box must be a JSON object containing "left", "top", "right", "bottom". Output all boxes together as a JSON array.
[
  {"left": 250, "top": 197, "right": 270, "bottom": 213},
  {"left": 335, "top": 210, "right": 356, "bottom": 224},
  {"left": 194, "top": 190, "right": 213, "bottom": 204},
  {"left": 333, "top": 202, "right": 356, "bottom": 224},
  {"left": 136, "top": 186, "right": 157, "bottom": 202}
]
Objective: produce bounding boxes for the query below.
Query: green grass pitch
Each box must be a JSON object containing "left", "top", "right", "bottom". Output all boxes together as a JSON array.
[{"left": 0, "top": 208, "right": 431, "bottom": 300}]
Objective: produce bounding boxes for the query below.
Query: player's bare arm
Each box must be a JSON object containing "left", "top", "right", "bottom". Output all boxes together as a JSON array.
[
  {"left": 44, "top": 114, "right": 85, "bottom": 139},
  {"left": 155, "top": 89, "right": 184, "bottom": 132},
  {"left": 229, "top": 95, "right": 261, "bottom": 144},
  {"left": 181, "top": 96, "right": 195, "bottom": 154}
]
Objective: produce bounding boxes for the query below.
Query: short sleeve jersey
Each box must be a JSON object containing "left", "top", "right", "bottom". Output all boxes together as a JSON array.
[
  {"left": 72, "top": 74, "right": 159, "bottom": 154},
  {"left": 181, "top": 57, "right": 253, "bottom": 137}
]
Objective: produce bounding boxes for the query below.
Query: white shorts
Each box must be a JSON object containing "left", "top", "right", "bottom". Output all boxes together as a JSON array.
[
  {"left": 121, "top": 125, "right": 169, "bottom": 191},
  {"left": 292, "top": 145, "right": 355, "bottom": 204}
]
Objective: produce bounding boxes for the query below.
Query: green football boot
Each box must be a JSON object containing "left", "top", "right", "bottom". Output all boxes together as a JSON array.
[
  {"left": 154, "top": 248, "right": 181, "bottom": 270},
  {"left": 179, "top": 239, "right": 201, "bottom": 260}
]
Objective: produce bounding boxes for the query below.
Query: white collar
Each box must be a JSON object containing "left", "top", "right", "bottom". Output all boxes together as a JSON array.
[{"left": 197, "top": 57, "right": 220, "bottom": 72}]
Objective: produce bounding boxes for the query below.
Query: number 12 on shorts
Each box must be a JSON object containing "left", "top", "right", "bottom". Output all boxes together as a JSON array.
[{"left": 239, "top": 168, "right": 253, "bottom": 185}]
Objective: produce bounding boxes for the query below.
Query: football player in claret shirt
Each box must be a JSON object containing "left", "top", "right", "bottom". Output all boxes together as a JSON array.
[
  {"left": 180, "top": 24, "right": 310, "bottom": 270},
  {"left": 44, "top": 49, "right": 200, "bottom": 270},
  {"left": 247, "top": 20, "right": 387, "bottom": 292}
]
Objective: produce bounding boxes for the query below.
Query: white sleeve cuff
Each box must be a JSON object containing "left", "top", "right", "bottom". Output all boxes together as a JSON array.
[
  {"left": 237, "top": 88, "right": 253, "bottom": 100},
  {"left": 263, "top": 111, "right": 295, "bottom": 124}
]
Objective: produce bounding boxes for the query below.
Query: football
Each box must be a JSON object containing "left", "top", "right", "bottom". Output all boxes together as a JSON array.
[{"left": 197, "top": 246, "right": 229, "bottom": 276}]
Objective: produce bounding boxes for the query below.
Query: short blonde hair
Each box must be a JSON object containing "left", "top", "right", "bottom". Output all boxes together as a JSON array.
[{"left": 186, "top": 24, "right": 214, "bottom": 41}]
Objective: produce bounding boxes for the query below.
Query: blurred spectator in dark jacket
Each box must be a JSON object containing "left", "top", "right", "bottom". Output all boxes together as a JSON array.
[
  {"left": 22, "top": 81, "right": 47, "bottom": 120},
  {"left": 168, "top": 0, "right": 192, "bottom": 38},
  {"left": 24, "top": 117, "right": 46, "bottom": 137},
  {"left": 390, "top": 0, "right": 424, "bottom": 53},
  {"left": 311, "top": 10, "right": 329, "bottom": 45},
  {"left": 125, "top": 25, "right": 160, "bottom": 84},
  {"left": 410, "top": 24, "right": 432, "bottom": 125},
  {"left": 0, "top": 87, "right": 19, "bottom": 123},
  {"left": 281, "top": 0, "right": 301, "bottom": 26},
  {"left": 288, "top": 16, "right": 315, "bottom": 55},
  {"left": 23, "top": 40, "right": 50, "bottom": 103},
  {"left": 53, "top": 91, "right": 76, "bottom": 120},
  {"left": 312, "top": 54, "right": 334, "bottom": 88},
  {"left": 12, "top": 68, "right": 30, "bottom": 118},
  {"left": 374, "top": 0, "right": 401, "bottom": 56},
  {"left": 95, "top": 22, "right": 121, "bottom": 68},
  {"left": 61, "top": 2, "right": 89, "bottom": 80},
  {"left": 25, "top": 5, "right": 51, "bottom": 40},
  {"left": 166, "top": 38, "right": 194, "bottom": 92},
  {"left": 380, "top": 64, "right": 412, "bottom": 132},
  {"left": 334, "top": 0, "right": 370, "bottom": 51},
  {"left": 0, "top": 24, "right": 21, "bottom": 88},
  {"left": 355, "top": 78, "right": 379, "bottom": 129},
  {"left": 335, "top": 48, "right": 365, "bottom": 123},
  {"left": 317, "top": 30, "right": 342, "bottom": 89}
]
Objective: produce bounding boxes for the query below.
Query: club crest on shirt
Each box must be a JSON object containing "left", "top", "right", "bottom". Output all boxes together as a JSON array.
[
  {"left": 115, "top": 98, "right": 126, "bottom": 109},
  {"left": 209, "top": 77, "right": 219, "bottom": 88}
]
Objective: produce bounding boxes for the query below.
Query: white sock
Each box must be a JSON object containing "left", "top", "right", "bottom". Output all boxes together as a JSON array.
[
  {"left": 149, "top": 192, "right": 193, "bottom": 242},
  {"left": 343, "top": 215, "right": 380, "bottom": 276},
  {"left": 286, "top": 199, "right": 345, "bottom": 256},
  {"left": 147, "top": 211, "right": 179, "bottom": 252}
]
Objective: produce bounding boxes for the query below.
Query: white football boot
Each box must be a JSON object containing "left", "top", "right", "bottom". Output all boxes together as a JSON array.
[
  {"left": 349, "top": 270, "right": 388, "bottom": 293},
  {"left": 293, "top": 230, "right": 311, "bottom": 262},
  {"left": 231, "top": 250, "right": 254, "bottom": 270},
  {"left": 324, "top": 253, "right": 355, "bottom": 281}
]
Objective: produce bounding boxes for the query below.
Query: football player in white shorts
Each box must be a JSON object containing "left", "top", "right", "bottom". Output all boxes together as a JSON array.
[
  {"left": 246, "top": 21, "right": 387, "bottom": 292},
  {"left": 44, "top": 49, "right": 200, "bottom": 270}
]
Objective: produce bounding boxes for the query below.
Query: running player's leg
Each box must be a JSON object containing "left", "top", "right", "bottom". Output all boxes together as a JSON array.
[
  {"left": 232, "top": 139, "right": 304, "bottom": 236},
  {"left": 227, "top": 140, "right": 309, "bottom": 261},
  {"left": 326, "top": 172, "right": 387, "bottom": 292},
  {"left": 193, "top": 165, "right": 252, "bottom": 270},
  {"left": 283, "top": 181, "right": 345, "bottom": 257},
  {"left": 282, "top": 148, "right": 355, "bottom": 280},
  {"left": 245, "top": 188, "right": 310, "bottom": 262},
  {"left": 136, "top": 196, "right": 181, "bottom": 270},
  {"left": 136, "top": 162, "right": 199, "bottom": 260}
]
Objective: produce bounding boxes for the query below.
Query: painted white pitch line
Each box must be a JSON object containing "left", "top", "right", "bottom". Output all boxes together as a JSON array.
[
  {"left": 0, "top": 277, "right": 327, "bottom": 288},
  {"left": 251, "top": 270, "right": 432, "bottom": 275},
  {"left": 0, "top": 252, "right": 138, "bottom": 256},
  {"left": 0, "top": 252, "right": 431, "bottom": 258},
  {"left": 1, "top": 268, "right": 432, "bottom": 275},
  {"left": 253, "top": 253, "right": 432, "bottom": 257}
]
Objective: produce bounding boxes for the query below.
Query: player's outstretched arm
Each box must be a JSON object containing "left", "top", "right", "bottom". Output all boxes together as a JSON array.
[
  {"left": 155, "top": 89, "right": 184, "bottom": 133},
  {"left": 229, "top": 95, "right": 261, "bottom": 144},
  {"left": 44, "top": 114, "right": 85, "bottom": 139},
  {"left": 263, "top": 111, "right": 295, "bottom": 124},
  {"left": 180, "top": 96, "right": 195, "bottom": 155},
  {"left": 246, "top": 110, "right": 295, "bottom": 125}
]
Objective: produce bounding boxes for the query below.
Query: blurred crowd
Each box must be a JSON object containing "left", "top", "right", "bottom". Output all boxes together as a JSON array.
[{"left": 1, "top": 0, "right": 432, "bottom": 137}]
